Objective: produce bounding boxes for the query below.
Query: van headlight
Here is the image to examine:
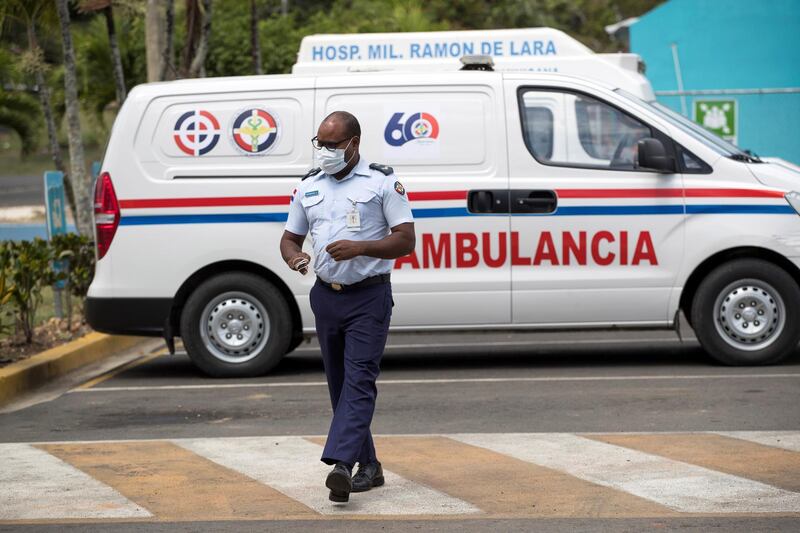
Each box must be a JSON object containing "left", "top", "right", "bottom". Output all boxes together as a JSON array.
[{"left": 786, "top": 191, "right": 800, "bottom": 215}]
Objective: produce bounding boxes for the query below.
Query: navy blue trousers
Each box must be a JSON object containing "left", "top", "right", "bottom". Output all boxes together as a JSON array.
[{"left": 309, "top": 278, "right": 392, "bottom": 466}]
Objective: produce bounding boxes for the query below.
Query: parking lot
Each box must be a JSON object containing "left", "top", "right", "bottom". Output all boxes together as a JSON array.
[{"left": 1, "top": 329, "right": 799, "bottom": 531}]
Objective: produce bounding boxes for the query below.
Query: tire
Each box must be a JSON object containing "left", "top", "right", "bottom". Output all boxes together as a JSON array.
[
  {"left": 180, "top": 272, "right": 292, "bottom": 377},
  {"left": 690, "top": 258, "right": 800, "bottom": 365}
]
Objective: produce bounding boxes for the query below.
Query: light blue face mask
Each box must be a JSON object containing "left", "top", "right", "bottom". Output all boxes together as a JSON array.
[{"left": 317, "top": 137, "right": 356, "bottom": 174}]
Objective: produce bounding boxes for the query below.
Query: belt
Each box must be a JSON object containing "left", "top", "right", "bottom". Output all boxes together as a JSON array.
[{"left": 316, "top": 273, "right": 390, "bottom": 292}]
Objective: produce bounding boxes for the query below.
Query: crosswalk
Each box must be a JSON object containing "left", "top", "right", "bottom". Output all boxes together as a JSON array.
[{"left": 1, "top": 431, "right": 799, "bottom": 523}]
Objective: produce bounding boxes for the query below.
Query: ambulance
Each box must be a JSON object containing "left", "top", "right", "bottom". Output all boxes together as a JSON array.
[{"left": 86, "top": 28, "right": 800, "bottom": 377}]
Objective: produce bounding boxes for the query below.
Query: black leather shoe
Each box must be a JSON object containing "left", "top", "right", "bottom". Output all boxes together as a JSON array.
[
  {"left": 326, "top": 463, "right": 352, "bottom": 502},
  {"left": 351, "top": 461, "right": 384, "bottom": 493}
]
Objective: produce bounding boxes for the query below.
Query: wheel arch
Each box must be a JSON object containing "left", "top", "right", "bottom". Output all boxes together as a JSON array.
[
  {"left": 680, "top": 246, "right": 800, "bottom": 325},
  {"left": 169, "top": 260, "right": 304, "bottom": 351}
]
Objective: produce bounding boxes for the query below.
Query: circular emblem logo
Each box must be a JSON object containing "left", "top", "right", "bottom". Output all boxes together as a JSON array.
[
  {"left": 173, "top": 110, "right": 221, "bottom": 156},
  {"left": 404, "top": 112, "right": 439, "bottom": 142},
  {"left": 231, "top": 108, "right": 279, "bottom": 154}
]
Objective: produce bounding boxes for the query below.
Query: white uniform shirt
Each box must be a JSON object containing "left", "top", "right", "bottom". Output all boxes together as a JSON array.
[{"left": 285, "top": 157, "right": 414, "bottom": 285}]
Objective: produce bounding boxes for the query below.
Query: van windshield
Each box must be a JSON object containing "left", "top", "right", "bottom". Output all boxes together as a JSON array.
[{"left": 614, "top": 89, "right": 759, "bottom": 162}]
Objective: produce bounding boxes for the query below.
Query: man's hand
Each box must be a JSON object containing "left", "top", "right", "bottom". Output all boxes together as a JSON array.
[
  {"left": 288, "top": 252, "right": 312, "bottom": 274},
  {"left": 326, "top": 240, "right": 365, "bottom": 261}
]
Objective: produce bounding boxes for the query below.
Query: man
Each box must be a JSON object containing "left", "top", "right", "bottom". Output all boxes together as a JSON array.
[{"left": 279, "top": 111, "right": 415, "bottom": 503}]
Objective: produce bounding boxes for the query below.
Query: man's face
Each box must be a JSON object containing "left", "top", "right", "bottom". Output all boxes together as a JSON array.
[{"left": 316, "top": 119, "right": 359, "bottom": 160}]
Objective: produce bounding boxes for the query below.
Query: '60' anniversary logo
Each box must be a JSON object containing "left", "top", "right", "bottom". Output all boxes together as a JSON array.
[{"left": 384, "top": 112, "right": 439, "bottom": 147}]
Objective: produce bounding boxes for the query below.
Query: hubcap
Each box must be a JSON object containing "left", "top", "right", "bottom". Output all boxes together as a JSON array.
[
  {"left": 199, "top": 291, "right": 270, "bottom": 363},
  {"left": 714, "top": 279, "right": 785, "bottom": 351}
]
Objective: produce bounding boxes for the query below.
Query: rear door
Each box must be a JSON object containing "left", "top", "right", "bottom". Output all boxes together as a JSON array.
[
  {"left": 504, "top": 78, "right": 686, "bottom": 327},
  {"left": 315, "top": 73, "right": 511, "bottom": 327}
]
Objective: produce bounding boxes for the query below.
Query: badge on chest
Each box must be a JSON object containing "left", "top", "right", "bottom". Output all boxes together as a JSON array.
[{"left": 346, "top": 201, "right": 361, "bottom": 230}]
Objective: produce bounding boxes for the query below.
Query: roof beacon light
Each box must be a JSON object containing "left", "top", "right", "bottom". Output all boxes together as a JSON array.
[{"left": 460, "top": 55, "right": 494, "bottom": 71}]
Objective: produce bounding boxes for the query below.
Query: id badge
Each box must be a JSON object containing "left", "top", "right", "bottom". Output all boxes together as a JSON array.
[{"left": 346, "top": 209, "right": 361, "bottom": 230}]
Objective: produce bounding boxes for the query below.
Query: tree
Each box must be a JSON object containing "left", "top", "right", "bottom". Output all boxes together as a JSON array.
[
  {"left": 55, "top": 0, "right": 92, "bottom": 237},
  {"left": 250, "top": 0, "right": 262, "bottom": 75},
  {"left": 77, "top": 1, "right": 126, "bottom": 105},
  {"left": 145, "top": 0, "right": 165, "bottom": 81},
  {"left": 159, "top": 0, "right": 175, "bottom": 80},
  {"left": 2, "top": 0, "right": 78, "bottom": 224},
  {"left": 188, "top": 0, "right": 212, "bottom": 77},
  {"left": 0, "top": 89, "right": 40, "bottom": 156}
]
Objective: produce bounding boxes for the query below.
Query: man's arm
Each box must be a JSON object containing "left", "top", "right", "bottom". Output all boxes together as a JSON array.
[
  {"left": 280, "top": 230, "right": 311, "bottom": 274},
  {"left": 325, "top": 222, "right": 415, "bottom": 261}
]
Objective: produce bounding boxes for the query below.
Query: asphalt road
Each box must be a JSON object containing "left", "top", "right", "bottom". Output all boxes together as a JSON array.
[
  {"left": 0, "top": 175, "right": 42, "bottom": 208},
  {"left": 2, "top": 329, "right": 799, "bottom": 531}
]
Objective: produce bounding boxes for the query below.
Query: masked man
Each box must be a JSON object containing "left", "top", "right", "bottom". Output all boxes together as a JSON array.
[{"left": 279, "top": 111, "right": 415, "bottom": 502}]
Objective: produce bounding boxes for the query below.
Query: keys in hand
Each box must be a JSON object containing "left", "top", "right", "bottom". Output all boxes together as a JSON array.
[{"left": 290, "top": 255, "right": 310, "bottom": 275}]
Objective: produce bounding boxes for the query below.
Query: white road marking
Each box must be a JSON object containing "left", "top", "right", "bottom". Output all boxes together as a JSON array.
[
  {"left": 69, "top": 373, "right": 800, "bottom": 393},
  {"left": 0, "top": 443, "right": 151, "bottom": 520},
  {"left": 714, "top": 431, "right": 800, "bottom": 453},
  {"left": 451, "top": 433, "right": 800, "bottom": 514},
  {"left": 176, "top": 436, "right": 480, "bottom": 516}
]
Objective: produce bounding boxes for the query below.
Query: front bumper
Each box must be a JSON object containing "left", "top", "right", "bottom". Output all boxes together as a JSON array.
[{"left": 85, "top": 297, "right": 173, "bottom": 337}]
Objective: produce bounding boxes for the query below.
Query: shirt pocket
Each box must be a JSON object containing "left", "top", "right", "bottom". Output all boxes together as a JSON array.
[
  {"left": 346, "top": 191, "right": 380, "bottom": 230},
  {"left": 300, "top": 192, "right": 327, "bottom": 226}
]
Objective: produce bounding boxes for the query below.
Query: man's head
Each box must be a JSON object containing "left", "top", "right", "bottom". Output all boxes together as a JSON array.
[{"left": 314, "top": 111, "right": 361, "bottom": 177}]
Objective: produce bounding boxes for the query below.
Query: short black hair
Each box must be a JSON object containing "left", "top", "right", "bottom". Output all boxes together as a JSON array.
[{"left": 323, "top": 111, "right": 361, "bottom": 138}]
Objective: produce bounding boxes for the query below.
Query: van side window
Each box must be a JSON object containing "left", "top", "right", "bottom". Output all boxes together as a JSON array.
[
  {"left": 677, "top": 145, "right": 712, "bottom": 173},
  {"left": 520, "top": 89, "right": 653, "bottom": 171},
  {"left": 523, "top": 107, "right": 554, "bottom": 160}
]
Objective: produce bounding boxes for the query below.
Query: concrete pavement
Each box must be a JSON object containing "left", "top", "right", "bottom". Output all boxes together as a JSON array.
[{"left": 1, "top": 330, "right": 799, "bottom": 530}]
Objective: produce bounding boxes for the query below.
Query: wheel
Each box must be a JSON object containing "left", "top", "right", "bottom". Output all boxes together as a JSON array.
[
  {"left": 180, "top": 272, "right": 292, "bottom": 377},
  {"left": 690, "top": 258, "right": 800, "bottom": 365}
]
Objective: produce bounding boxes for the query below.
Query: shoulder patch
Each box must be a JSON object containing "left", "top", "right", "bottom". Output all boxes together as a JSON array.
[
  {"left": 301, "top": 167, "right": 321, "bottom": 181},
  {"left": 394, "top": 181, "right": 405, "bottom": 196},
  {"left": 369, "top": 162, "right": 394, "bottom": 176}
]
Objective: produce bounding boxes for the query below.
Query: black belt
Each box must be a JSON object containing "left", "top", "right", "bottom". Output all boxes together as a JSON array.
[{"left": 316, "top": 273, "right": 390, "bottom": 292}]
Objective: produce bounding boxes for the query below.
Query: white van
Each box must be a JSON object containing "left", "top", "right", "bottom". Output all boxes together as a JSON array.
[{"left": 87, "top": 29, "right": 800, "bottom": 376}]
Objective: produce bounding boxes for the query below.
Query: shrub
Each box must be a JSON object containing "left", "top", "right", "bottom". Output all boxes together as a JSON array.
[
  {"left": 3, "top": 239, "right": 58, "bottom": 343},
  {"left": 51, "top": 233, "right": 96, "bottom": 298}
]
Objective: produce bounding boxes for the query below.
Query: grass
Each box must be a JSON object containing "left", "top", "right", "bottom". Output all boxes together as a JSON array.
[{"left": 0, "top": 130, "right": 105, "bottom": 180}]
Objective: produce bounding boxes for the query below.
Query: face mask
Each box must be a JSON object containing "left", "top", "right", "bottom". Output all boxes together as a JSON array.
[{"left": 317, "top": 137, "right": 355, "bottom": 175}]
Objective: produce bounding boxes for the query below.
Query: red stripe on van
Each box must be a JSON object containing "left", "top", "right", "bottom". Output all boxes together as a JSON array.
[
  {"left": 407, "top": 190, "right": 467, "bottom": 201},
  {"left": 683, "top": 188, "right": 785, "bottom": 198},
  {"left": 555, "top": 188, "right": 785, "bottom": 199},
  {"left": 119, "top": 196, "right": 291, "bottom": 208}
]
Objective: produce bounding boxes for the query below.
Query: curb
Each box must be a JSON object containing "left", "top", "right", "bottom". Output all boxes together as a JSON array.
[{"left": 0, "top": 332, "right": 146, "bottom": 406}]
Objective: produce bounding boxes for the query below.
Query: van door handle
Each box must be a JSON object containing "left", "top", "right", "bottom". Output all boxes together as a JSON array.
[
  {"left": 468, "top": 189, "right": 510, "bottom": 214},
  {"left": 511, "top": 190, "right": 557, "bottom": 214}
]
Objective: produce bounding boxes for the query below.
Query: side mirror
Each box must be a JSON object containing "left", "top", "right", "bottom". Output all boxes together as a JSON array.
[{"left": 636, "top": 138, "right": 676, "bottom": 173}]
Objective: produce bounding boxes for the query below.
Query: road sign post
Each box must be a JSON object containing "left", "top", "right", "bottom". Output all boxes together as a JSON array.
[{"left": 44, "top": 171, "right": 68, "bottom": 320}]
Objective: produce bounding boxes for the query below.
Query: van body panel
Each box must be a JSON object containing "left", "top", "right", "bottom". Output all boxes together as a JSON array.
[{"left": 315, "top": 74, "right": 511, "bottom": 325}]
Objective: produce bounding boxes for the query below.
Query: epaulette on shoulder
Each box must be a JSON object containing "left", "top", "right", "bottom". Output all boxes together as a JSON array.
[
  {"left": 369, "top": 163, "right": 394, "bottom": 176},
  {"left": 301, "top": 167, "right": 322, "bottom": 181}
]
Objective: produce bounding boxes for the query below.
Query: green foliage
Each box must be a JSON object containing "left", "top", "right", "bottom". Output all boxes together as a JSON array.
[
  {"left": 2, "top": 239, "right": 58, "bottom": 343},
  {"left": 0, "top": 243, "right": 15, "bottom": 336},
  {"left": 50, "top": 233, "right": 95, "bottom": 299},
  {"left": 0, "top": 235, "right": 95, "bottom": 343},
  {"left": 75, "top": 13, "right": 147, "bottom": 117},
  {"left": 0, "top": 89, "right": 41, "bottom": 155}
]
